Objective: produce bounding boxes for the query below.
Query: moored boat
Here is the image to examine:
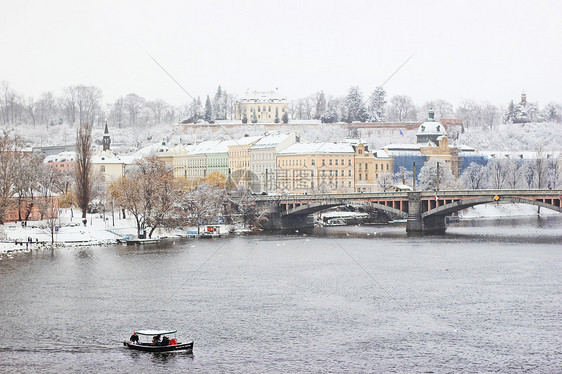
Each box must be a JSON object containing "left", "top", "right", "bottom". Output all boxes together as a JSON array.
[{"left": 123, "top": 329, "right": 193, "bottom": 353}]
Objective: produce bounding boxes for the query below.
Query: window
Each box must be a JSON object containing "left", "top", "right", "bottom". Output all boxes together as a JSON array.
[
  {"left": 322, "top": 159, "right": 325, "bottom": 166},
  {"left": 386, "top": 164, "right": 389, "bottom": 170},
  {"left": 348, "top": 159, "right": 352, "bottom": 166},
  {"left": 359, "top": 163, "right": 362, "bottom": 170},
  {"left": 329, "top": 170, "right": 333, "bottom": 176},
  {"left": 101, "top": 166, "right": 106, "bottom": 172},
  {"left": 348, "top": 170, "right": 351, "bottom": 176},
  {"left": 335, "top": 159, "right": 339, "bottom": 165},
  {"left": 375, "top": 164, "right": 378, "bottom": 170},
  {"left": 359, "top": 174, "right": 362, "bottom": 180},
  {"left": 365, "top": 163, "right": 368, "bottom": 170},
  {"left": 329, "top": 159, "right": 332, "bottom": 165},
  {"left": 311, "top": 159, "right": 315, "bottom": 166},
  {"left": 335, "top": 170, "right": 338, "bottom": 177}
]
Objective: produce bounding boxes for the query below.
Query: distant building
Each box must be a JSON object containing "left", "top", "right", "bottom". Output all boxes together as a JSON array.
[
  {"left": 250, "top": 133, "right": 297, "bottom": 192},
  {"left": 44, "top": 151, "right": 76, "bottom": 172},
  {"left": 234, "top": 90, "right": 289, "bottom": 123},
  {"left": 384, "top": 109, "right": 486, "bottom": 180},
  {"left": 512, "top": 91, "right": 539, "bottom": 123},
  {"left": 276, "top": 142, "right": 356, "bottom": 193}
]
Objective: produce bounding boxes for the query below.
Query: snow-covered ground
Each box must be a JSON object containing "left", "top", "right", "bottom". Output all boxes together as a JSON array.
[
  {"left": 458, "top": 203, "right": 557, "bottom": 218},
  {"left": 0, "top": 208, "right": 244, "bottom": 255}
]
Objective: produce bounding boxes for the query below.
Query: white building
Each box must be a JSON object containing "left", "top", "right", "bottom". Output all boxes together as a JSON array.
[{"left": 249, "top": 133, "right": 298, "bottom": 192}]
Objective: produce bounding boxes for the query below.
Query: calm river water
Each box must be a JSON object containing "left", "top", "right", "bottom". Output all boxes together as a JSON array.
[{"left": 1, "top": 216, "right": 561, "bottom": 373}]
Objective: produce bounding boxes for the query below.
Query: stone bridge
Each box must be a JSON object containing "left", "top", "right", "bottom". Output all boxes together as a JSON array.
[{"left": 250, "top": 189, "right": 562, "bottom": 233}]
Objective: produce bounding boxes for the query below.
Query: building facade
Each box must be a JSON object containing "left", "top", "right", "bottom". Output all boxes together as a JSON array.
[
  {"left": 234, "top": 90, "right": 289, "bottom": 123},
  {"left": 250, "top": 133, "right": 297, "bottom": 193}
]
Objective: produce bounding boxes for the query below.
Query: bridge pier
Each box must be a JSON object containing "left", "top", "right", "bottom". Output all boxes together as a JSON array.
[{"left": 406, "top": 192, "right": 446, "bottom": 234}]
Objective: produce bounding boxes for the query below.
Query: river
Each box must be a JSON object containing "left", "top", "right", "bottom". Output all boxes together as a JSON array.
[{"left": 0, "top": 216, "right": 561, "bottom": 373}]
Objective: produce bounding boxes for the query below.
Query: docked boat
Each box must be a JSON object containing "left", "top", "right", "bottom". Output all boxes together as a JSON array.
[
  {"left": 117, "top": 237, "right": 161, "bottom": 245},
  {"left": 199, "top": 225, "right": 221, "bottom": 238},
  {"left": 324, "top": 218, "right": 347, "bottom": 226},
  {"left": 123, "top": 329, "right": 194, "bottom": 353}
]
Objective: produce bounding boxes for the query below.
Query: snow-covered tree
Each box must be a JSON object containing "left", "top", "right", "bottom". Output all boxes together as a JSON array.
[
  {"left": 368, "top": 86, "right": 387, "bottom": 122},
  {"left": 419, "top": 99, "right": 453, "bottom": 121},
  {"left": 377, "top": 173, "right": 394, "bottom": 191},
  {"left": 418, "top": 159, "right": 457, "bottom": 190},
  {"left": 387, "top": 95, "right": 416, "bottom": 122},
  {"left": 504, "top": 100, "right": 516, "bottom": 123},
  {"left": 484, "top": 157, "right": 510, "bottom": 189},
  {"left": 204, "top": 95, "right": 213, "bottom": 123},
  {"left": 343, "top": 86, "right": 368, "bottom": 123},
  {"left": 459, "top": 162, "right": 487, "bottom": 189},
  {"left": 315, "top": 91, "right": 326, "bottom": 119},
  {"left": 124, "top": 93, "right": 145, "bottom": 128},
  {"left": 393, "top": 166, "right": 413, "bottom": 186}
]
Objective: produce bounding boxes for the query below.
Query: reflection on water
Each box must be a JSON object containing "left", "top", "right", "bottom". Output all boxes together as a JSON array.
[{"left": 0, "top": 216, "right": 561, "bottom": 372}]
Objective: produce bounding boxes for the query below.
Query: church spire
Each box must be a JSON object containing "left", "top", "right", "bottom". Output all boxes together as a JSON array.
[{"left": 102, "top": 122, "right": 111, "bottom": 151}]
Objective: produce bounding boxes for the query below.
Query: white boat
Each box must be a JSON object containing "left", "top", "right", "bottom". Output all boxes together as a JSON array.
[{"left": 325, "top": 218, "right": 347, "bottom": 226}]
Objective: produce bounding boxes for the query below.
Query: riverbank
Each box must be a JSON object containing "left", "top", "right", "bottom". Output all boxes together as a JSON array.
[{"left": 0, "top": 209, "right": 227, "bottom": 254}]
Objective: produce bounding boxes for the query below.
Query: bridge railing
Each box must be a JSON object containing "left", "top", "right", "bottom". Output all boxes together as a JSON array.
[{"left": 249, "top": 189, "right": 562, "bottom": 202}]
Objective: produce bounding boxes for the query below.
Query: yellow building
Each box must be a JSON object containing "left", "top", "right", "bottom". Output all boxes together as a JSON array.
[
  {"left": 353, "top": 143, "right": 393, "bottom": 192},
  {"left": 228, "top": 135, "right": 262, "bottom": 188},
  {"left": 91, "top": 150, "right": 129, "bottom": 183},
  {"left": 234, "top": 90, "right": 289, "bottom": 123},
  {"left": 276, "top": 142, "right": 356, "bottom": 193}
]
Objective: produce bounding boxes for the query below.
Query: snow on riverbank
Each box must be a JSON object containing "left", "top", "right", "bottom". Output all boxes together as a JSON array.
[{"left": 458, "top": 203, "right": 557, "bottom": 218}]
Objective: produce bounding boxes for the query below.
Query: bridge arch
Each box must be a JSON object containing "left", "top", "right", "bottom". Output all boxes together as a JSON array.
[
  {"left": 422, "top": 196, "right": 562, "bottom": 218},
  {"left": 282, "top": 200, "right": 408, "bottom": 218}
]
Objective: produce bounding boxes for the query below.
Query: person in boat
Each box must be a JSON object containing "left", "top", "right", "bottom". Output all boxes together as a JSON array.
[
  {"left": 152, "top": 335, "right": 161, "bottom": 346},
  {"left": 129, "top": 332, "right": 140, "bottom": 344},
  {"left": 161, "top": 336, "right": 170, "bottom": 346}
]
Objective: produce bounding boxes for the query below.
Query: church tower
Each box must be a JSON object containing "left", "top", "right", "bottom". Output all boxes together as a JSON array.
[{"left": 102, "top": 122, "right": 111, "bottom": 151}]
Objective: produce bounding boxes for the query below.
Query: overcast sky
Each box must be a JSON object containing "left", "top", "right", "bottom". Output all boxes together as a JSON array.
[{"left": 2, "top": 0, "right": 561, "bottom": 107}]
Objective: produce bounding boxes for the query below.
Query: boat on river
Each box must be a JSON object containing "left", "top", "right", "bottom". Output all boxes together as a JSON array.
[{"left": 123, "top": 329, "right": 194, "bottom": 353}]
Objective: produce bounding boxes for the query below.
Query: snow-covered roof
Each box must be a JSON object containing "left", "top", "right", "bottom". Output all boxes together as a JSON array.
[
  {"left": 207, "top": 140, "right": 236, "bottom": 154},
  {"left": 43, "top": 151, "right": 76, "bottom": 163},
  {"left": 250, "top": 133, "right": 295, "bottom": 150},
  {"left": 91, "top": 154, "right": 127, "bottom": 164},
  {"left": 278, "top": 142, "right": 355, "bottom": 155},
  {"left": 229, "top": 136, "right": 262, "bottom": 146},
  {"left": 189, "top": 140, "right": 222, "bottom": 155},
  {"left": 238, "top": 89, "right": 287, "bottom": 102},
  {"left": 417, "top": 121, "right": 447, "bottom": 136},
  {"left": 372, "top": 150, "right": 390, "bottom": 158}
]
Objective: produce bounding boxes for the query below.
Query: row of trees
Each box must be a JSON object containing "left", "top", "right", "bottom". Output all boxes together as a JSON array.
[
  {"left": 289, "top": 86, "right": 562, "bottom": 127},
  {"left": 413, "top": 156, "right": 561, "bottom": 191}
]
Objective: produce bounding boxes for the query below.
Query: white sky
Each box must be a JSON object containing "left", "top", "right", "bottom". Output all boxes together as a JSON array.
[{"left": 1, "top": 0, "right": 561, "bottom": 107}]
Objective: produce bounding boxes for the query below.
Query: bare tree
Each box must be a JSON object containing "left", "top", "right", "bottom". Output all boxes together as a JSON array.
[
  {"left": 74, "top": 123, "right": 93, "bottom": 221},
  {"left": 110, "top": 156, "right": 181, "bottom": 238},
  {"left": 124, "top": 93, "right": 145, "bottom": 128},
  {"left": 388, "top": 95, "right": 416, "bottom": 122}
]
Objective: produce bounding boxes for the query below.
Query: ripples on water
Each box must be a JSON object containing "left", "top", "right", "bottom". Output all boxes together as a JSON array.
[{"left": 0, "top": 216, "right": 561, "bottom": 373}]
